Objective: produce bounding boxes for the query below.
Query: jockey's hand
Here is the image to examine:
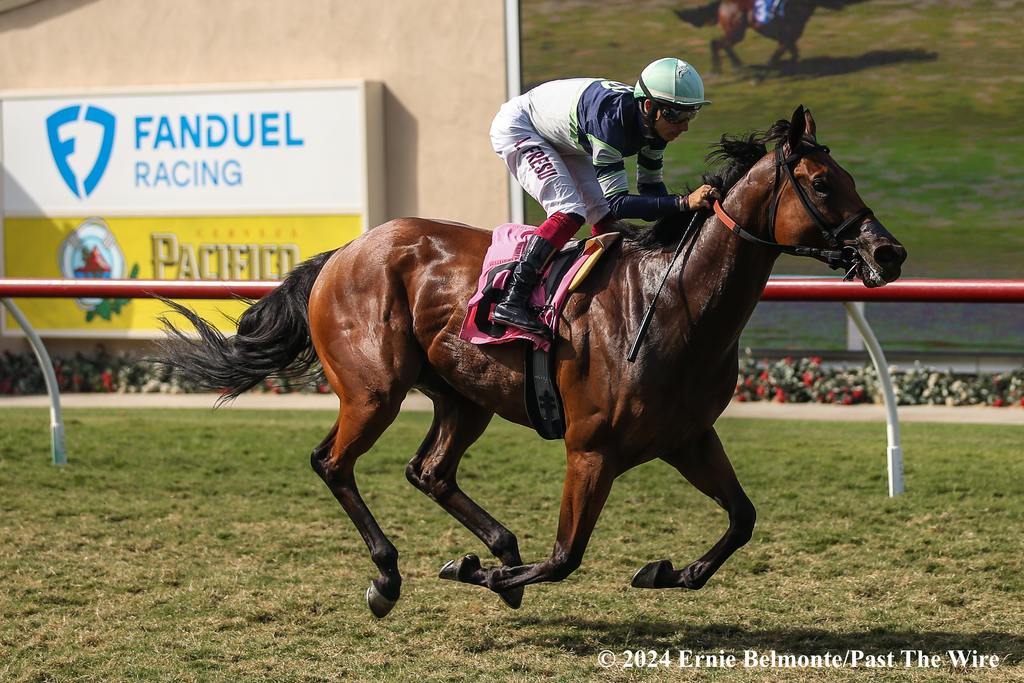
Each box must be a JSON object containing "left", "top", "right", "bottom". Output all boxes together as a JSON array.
[{"left": 685, "top": 184, "right": 720, "bottom": 210}]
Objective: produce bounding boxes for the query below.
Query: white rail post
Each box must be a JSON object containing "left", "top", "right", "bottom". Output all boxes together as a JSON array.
[
  {"left": 504, "top": 0, "right": 525, "bottom": 224},
  {"left": 843, "top": 302, "right": 902, "bottom": 496},
  {"left": 2, "top": 298, "right": 67, "bottom": 465}
]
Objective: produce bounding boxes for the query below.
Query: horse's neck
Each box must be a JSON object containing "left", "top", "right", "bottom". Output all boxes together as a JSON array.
[{"left": 663, "top": 173, "right": 778, "bottom": 354}]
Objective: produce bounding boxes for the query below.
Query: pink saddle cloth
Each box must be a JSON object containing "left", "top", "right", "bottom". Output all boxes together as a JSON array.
[{"left": 458, "top": 224, "right": 620, "bottom": 351}]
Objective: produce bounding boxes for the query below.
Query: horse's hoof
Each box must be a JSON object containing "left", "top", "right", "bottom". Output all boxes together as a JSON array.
[
  {"left": 631, "top": 559, "right": 675, "bottom": 589},
  {"left": 498, "top": 586, "right": 524, "bottom": 609},
  {"left": 438, "top": 554, "right": 481, "bottom": 583},
  {"left": 365, "top": 582, "right": 397, "bottom": 619}
]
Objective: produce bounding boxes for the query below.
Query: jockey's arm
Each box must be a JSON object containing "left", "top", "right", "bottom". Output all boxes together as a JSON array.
[
  {"left": 591, "top": 137, "right": 715, "bottom": 221},
  {"left": 594, "top": 147, "right": 689, "bottom": 221}
]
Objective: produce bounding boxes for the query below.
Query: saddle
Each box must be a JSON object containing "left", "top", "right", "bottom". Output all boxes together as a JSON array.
[{"left": 459, "top": 225, "right": 620, "bottom": 439}]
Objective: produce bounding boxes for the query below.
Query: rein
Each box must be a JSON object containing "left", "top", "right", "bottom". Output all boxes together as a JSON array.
[{"left": 714, "top": 137, "right": 873, "bottom": 279}]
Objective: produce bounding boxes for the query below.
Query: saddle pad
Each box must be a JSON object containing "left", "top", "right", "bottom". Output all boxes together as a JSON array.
[{"left": 459, "top": 224, "right": 620, "bottom": 351}]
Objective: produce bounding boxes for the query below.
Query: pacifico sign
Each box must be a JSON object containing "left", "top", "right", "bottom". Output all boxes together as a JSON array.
[{"left": 1, "top": 82, "right": 383, "bottom": 337}]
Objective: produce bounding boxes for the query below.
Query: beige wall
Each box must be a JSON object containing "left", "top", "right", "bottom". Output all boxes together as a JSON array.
[
  {"left": 0, "top": 0, "right": 512, "bottom": 354},
  {"left": 0, "top": 0, "right": 510, "bottom": 227}
]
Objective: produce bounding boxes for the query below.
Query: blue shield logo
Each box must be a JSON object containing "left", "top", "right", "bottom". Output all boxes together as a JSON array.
[{"left": 46, "top": 105, "right": 116, "bottom": 198}]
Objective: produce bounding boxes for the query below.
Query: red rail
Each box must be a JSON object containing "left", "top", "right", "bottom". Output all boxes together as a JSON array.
[{"left": 1, "top": 278, "right": 1024, "bottom": 303}]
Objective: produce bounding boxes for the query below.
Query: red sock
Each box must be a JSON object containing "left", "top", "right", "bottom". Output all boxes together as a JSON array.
[
  {"left": 591, "top": 213, "right": 616, "bottom": 236},
  {"left": 534, "top": 211, "right": 584, "bottom": 251}
]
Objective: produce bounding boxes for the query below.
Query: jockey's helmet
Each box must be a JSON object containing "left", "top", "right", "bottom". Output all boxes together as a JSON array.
[{"left": 634, "top": 58, "right": 712, "bottom": 109}]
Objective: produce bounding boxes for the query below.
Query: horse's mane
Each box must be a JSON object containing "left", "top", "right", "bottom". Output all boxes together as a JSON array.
[{"left": 622, "top": 118, "right": 792, "bottom": 249}]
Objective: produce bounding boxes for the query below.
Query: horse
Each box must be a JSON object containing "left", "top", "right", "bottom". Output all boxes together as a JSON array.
[
  {"left": 159, "top": 106, "right": 906, "bottom": 619},
  {"left": 676, "top": 0, "right": 869, "bottom": 73}
]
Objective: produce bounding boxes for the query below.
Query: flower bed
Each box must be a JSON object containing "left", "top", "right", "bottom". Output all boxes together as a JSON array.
[
  {"left": 1, "top": 347, "right": 1023, "bottom": 406},
  {"left": 734, "top": 351, "right": 1024, "bottom": 406}
]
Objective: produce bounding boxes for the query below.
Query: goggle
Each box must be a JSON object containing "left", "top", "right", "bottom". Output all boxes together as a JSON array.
[{"left": 660, "top": 105, "right": 701, "bottom": 123}]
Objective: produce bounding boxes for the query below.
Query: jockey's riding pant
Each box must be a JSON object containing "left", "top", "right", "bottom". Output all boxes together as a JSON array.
[{"left": 490, "top": 93, "right": 609, "bottom": 226}]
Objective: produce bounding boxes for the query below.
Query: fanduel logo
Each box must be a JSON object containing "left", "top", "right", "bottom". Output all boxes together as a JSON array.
[{"left": 46, "top": 105, "right": 116, "bottom": 198}]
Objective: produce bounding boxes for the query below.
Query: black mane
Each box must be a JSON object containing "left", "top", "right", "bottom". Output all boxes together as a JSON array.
[{"left": 622, "top": 119, "right": 793, "bottom": 249}]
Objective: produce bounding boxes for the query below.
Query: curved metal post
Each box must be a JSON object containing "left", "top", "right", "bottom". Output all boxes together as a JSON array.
[
  {"left": 2, "top": 298, "right": 66, "bottom": 465},
  {"left": 843, "top": 301, "right": 902, "bottom": 496}
]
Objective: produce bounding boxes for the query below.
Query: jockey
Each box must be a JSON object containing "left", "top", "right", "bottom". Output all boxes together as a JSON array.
[
  {"left": 752, "top": 0, "right": 786, "bottom": 28},
  {"left": 489, "top": 57, "right": 720, "bottom": 335}
]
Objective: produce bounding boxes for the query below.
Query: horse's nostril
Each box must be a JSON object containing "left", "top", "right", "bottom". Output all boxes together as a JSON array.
[{"left": 873, "top": 244, "right": 900, "bottom": 267}]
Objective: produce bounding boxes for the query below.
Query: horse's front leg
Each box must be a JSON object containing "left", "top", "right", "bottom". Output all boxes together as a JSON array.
[
  {"left": 440, "top": 449, "right": 615, "bottom": 594},
  {"left": 632, "top": 427, "right": 756, "bottom": 590}
]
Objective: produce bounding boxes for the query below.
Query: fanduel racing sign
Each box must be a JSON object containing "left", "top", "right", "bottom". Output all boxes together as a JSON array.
[
  {"left": 2, "top": 83, "right": 382, "bottom": 216},
  {"left": 1, "top": 82, "right": 383, "bottom": 337}
]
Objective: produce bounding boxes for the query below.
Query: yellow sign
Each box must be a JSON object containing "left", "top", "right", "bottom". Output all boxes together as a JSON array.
[{"left": 3, "top": 215, "right": 361, "bottom": 335}]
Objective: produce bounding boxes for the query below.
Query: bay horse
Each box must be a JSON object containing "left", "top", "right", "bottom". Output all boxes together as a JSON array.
[
  {"left": 676, "top": 0, "right": 869, "bottom": 73},
  {"left": 160, "top": 107, "right": 906, "bottom": 619}
]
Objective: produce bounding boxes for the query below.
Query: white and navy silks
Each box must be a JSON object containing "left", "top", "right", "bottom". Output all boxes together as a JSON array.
[
  {"left": 754, "top": 0, "right": 786, "bottom": 25},
  {"left": 490, "top": 78, "right": 685, "bottom": 225}
]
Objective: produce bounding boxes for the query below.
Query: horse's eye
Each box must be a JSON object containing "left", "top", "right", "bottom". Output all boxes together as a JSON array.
[{"left": 811, "top": 177, "right": 831, "bottom": 197}]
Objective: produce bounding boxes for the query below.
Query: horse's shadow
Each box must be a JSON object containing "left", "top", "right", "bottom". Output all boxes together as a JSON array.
[
  {"left": 749, "top": 48, "right": 938, "bottom": 80},
  {"left": 501, "top": 616, "right": 1023, "bottom": 662}
]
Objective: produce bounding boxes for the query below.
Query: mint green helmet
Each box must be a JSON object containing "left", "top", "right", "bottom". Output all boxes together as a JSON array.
[{"left": 634, "top": 57, "right": 711, "bottom": 108}]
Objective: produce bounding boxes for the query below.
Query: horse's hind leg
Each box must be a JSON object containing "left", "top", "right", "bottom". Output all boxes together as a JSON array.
[
  {"left": 311, "top": 394, "right": 409, "bottom": 618},
  {"left": 632, "top": 428, "right": 756, "bottom": 591},
  {"left": 405, "top": 391, "right": 526, "bottom": 608}
]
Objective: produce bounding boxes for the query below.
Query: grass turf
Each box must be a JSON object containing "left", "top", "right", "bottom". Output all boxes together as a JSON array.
[{"left": 1, "top": 408, "right": 1022, "bottom": 681}]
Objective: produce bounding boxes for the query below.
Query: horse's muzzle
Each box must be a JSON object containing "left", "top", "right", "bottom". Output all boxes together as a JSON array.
[{"left": 856, "top": 219, "right": 907, "bottom": 288}]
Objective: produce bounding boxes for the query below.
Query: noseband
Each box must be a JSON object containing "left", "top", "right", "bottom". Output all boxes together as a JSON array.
[{"left": 714, "top": 136, "right": 875, "bottom": 278}]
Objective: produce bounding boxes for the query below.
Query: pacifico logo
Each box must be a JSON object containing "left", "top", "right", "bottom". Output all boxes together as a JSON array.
[{"left": 46, "top": 104, "right": 116, "bottom": 199}]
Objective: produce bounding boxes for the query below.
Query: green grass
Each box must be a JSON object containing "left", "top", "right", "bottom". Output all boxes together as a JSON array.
[
  {"left": 521, "top": 0, "right": 1024, "bottom": 277},
  {"left": 2, "top": 408, "right": 1022, "bottom": 681}
]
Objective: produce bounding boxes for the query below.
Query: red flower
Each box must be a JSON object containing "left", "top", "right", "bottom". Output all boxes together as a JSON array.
[
  {"left": 810, "top": 356, "right": 822, "bottom": 365},
  {"left": 852, "top": 388, "right": 865, "bottom": 400},
  {"left": 756, "top": 385, "right": 767, "bottom": 397},
  {"left": 993, "top": 398, "right": 1004, "bottom": 407},
  {"left": 842, "top": 396, "right": 853, "bottom": 405},
  {"left": 774, "top": 388, "right": 786, "bottom": 403},
  {"left": 736, "top": 394, "right": 747, "bottom": 402},
  {"left": 101, "top": 371, "right": 114, "bottom": 392},
  {"left": 759, "top": 371, "right": 769, "bottom": 381},
  {"left": 802, "top": 371, "right": 814, "bottom": 386}
]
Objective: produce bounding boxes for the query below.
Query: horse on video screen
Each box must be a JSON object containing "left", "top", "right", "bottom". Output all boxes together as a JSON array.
[
  {"left": 676, "top": 0, "right": 870, "bottom": 73},
  {"left": 160, "top": 107, "right": 906, "bottom": 618}
]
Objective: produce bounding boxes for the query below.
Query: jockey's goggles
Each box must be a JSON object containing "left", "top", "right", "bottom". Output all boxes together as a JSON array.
[{"left": 660, "top": 105, "right": 701, "bottom": 123}]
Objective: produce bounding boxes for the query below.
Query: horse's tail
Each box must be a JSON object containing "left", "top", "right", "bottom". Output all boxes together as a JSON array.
[
  {"left": 157, "top": 249, "right": 337, "bottom": 402},
  {"left": 814, "top": 0, "right": 868, "bottom": 9},
  {"left": 674, "top": 1, "right": 720, "bottom": 27}
]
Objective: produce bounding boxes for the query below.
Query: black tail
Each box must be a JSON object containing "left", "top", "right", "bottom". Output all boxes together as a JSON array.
[
  {"left": 674, "top": 1, "right": 720, "bottom": 27},
  {"left": 814, "top": 0, "right": 869, "bottom": 9},
  {"left": 157, "top": 249, "right": 336, "bottom": 402}
]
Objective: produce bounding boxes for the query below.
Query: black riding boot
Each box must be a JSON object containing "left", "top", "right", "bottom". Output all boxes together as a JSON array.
[{"left": 491, "top": 234, "right": 555, "bottom": 335}]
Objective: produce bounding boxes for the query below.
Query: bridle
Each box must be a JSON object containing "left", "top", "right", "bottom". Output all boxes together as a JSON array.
[{"left": 713, "top": 136, "right": 876, "bottom": 279}]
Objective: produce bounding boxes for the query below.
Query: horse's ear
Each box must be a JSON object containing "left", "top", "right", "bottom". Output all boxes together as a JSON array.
[
  {"left": 804, "top": 108, "right": 817, "bottom": 141},
  {"left": 788, "top": 105, "right": 806, "bottom": 150}
]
